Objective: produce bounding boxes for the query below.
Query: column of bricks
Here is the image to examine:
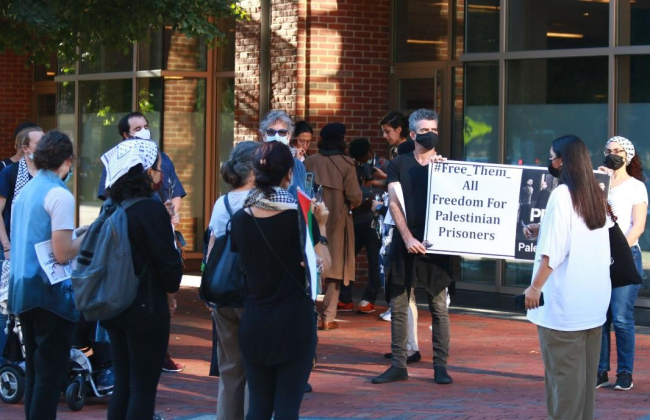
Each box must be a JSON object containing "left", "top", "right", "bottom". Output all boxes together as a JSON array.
[
  {"left": 0, "top": 51, "right": 32, "bottom": 157},
  {"left": 270, "top": 0, "right": 299, "bottom": 116},
  {"left": 235, "top": 0, "right": 263, "bottom": 142}
]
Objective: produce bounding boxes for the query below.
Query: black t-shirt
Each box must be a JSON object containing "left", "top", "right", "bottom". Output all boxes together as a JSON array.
[
  {"left": 352, "top": 163, "right": 375, "bottom": 224},
  {"left": 386, "top": 152, "right": 429, "bottom": 241}
]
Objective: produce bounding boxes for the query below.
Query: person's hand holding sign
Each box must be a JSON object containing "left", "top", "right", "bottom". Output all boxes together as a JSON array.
[
  {"left": 405, "top": 235, "right": 427, "bottom": 254},
  {"left": 523, "top": 223, "right": 540, "bottom": 239}
]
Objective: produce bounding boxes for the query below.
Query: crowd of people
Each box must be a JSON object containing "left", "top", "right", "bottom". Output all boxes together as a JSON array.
[{"left": 0, "top": 104, "right": 646, "bottom": 420}]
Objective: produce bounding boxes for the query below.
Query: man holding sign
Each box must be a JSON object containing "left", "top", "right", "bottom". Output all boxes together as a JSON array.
[{"left": 371, "top": 109, "right": 453, "bottom": 385}]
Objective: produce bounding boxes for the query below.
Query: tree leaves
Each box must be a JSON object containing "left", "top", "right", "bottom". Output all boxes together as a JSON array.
[{"left": 0, "top": 0, "right": 247, "bottom": 65}]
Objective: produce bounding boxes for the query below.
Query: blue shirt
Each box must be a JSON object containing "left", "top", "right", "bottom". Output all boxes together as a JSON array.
[
  {"left": 8, "top": 170, "right": 79, "bottom": 321},
  {"left": 97, "top": 141, "right": 186, "bottom": 202},
  {"left": 289, "top": 157, "right": 307, "bottom": 200}
]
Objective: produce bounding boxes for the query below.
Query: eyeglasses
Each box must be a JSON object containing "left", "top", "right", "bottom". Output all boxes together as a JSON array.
[
  {"left": 548, "top": 157, "right": 560, "bottom": 162},
  {"left": 266, "top": 129, "right": 289, "bottom": 137},
  {"left": 604, "top": 148, "right": 625, "bottom": 156},
  {"left": 418, "top": 128, "right": 439, "bottom": 134}
]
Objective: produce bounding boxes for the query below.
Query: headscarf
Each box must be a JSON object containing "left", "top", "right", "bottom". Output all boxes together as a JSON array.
[
  {"left": 606, "top": 136, "right": 635, "bottom": 166},
  {"left": 101, "top": 140, "right": 159, "bottom": 188}
]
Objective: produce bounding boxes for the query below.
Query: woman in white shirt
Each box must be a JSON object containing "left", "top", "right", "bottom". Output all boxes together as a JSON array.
[
  {"left": 524, "top": 135, "right": 610, "bottom": 420},
  {"left": 206, "top": 141, "right": 259, "bottom": 420},
  {"left": 597, "top": 136, "right": 647, "bottom": 391}
]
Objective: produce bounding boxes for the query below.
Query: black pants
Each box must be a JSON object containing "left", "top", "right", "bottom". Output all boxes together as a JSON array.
[
  {"left": 21, "top": 308, "right": 76, "bottom": 420},
  {"left": 102, "top": 302, "right": 170, "bottom": 420},
  {"left": 244, "top": 335, "right": 316, "bottom": 420},
  {"left": 340, "top": 219, "right": 382, "bottom": 304}
]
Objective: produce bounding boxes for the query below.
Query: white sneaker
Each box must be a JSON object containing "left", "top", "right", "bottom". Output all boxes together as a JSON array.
[{"left": 379, "top": 308, "right": 391, "bottom": 322}]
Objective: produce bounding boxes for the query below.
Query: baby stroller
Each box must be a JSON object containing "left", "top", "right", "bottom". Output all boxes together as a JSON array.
[
  {"left": 0, "top": 314, "right": 24, "bottom": 404},
  {"left": 0, "top": 315, "right": 112, "bottom": 411}
]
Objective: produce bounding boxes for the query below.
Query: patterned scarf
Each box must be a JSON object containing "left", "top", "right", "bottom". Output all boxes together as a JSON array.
[
  {"left": 606, "top": 136, "right": 635, "bottom": 166},
  {"left": 13, "top": 158, "right": 30, "bottom": 205},
  {"left": 244, "top": 186, "right": 297, "bottom": 211}
]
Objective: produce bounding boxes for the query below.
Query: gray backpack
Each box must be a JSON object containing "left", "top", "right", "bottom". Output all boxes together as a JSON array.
[{"left": 71, "top": 197, "right": 147, "bottom": 321}]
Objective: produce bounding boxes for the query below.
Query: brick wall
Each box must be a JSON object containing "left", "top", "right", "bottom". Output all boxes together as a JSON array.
[
  {"left": 0, "top": 51, "right": 33, "bottom": 158},
  {"left": 235, "top": 0, "right": 263, "bottom": 142}
]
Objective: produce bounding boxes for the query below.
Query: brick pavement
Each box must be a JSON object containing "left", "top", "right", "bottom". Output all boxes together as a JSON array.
[{"left": 2, "top": 286, "right": 650, "bottom": 419}]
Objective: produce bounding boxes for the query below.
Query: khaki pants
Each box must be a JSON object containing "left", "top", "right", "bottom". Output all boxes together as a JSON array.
[
  {"left": 321, "top": 278, "right": 341, "bottom": 323},
  {"left": 213, "top": 307, "right": 248, "bottom": 420},
  {"left": 537, "top": 325, "right": 602, "bottom": 420}
]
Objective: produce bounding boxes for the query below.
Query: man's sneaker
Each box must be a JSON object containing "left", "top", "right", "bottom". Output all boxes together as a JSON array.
[
  {"left": 96, "top": 367, "right": 115, "bottom": 391},
  {"left": 614, "top": 372, "right": 633, "bottom": 390},
  {"left": 162, "top": 353, "right": 183, "bottom": 372},
  {"left": 379, "top": 309, "right": 391, "bottom": 322},
  {"left": 596, "top": 371, "right": 609, "bottom": 388},
  {"left": 371, "top": 366, "right": 408, "bottom": 384},
  {"left": 337, "top": 302, "right": 354, "bottom": 312},
  {"left": 434, "top": 366, "right": 453, "bottom": 385},
  {"left": 357, "top": 300, "right": 375, "bottom": 314}
]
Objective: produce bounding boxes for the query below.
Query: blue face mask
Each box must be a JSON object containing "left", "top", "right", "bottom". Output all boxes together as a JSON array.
[
  {"left": 62, "top": 168, "right": 73, "bottom": 183},
  {"left": 28, "top": 153, "right": 34, "bottom": 161}
]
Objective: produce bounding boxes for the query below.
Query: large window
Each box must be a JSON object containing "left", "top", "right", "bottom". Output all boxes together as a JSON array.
[
  {"left": 394, "top": 0, "right": 449, "bottom": 62},
  {"left": 508, "top": 0, "right": 609, "bottom": 51},
  {"left": 619, "top": 0, "right": 650, "bottom": 46},
  {"left": 464, "top": 61, "right": 498, "bottom": 163},
  {"left": 465, "top": 0, "right": 500, "bottom": 53}
]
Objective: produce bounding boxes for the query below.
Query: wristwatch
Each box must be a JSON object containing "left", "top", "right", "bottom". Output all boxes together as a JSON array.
[{"left": 319, "top": 236, "right": 329, "bottom": 246}]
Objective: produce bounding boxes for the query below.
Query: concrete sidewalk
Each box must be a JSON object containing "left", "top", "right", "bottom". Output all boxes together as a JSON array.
[{"left": 3, "top": 285, "right": 650, "bottom": 419}]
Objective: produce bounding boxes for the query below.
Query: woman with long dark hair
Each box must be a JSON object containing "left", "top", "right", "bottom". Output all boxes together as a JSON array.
[
  {"left": 597, "top": 136, "right": 647, "bottom": 391},
  {"left": 100, "top": 140, "right": 183, "bottom": 420},
  {"left": 380, "top": 111, "right": 410, "bottom": 160},
  {"left": 524, "top": 135, "right": 610, "bottom": 420},
  {"left": 231, "top": 141, "right": 329, "bottom": 419}
]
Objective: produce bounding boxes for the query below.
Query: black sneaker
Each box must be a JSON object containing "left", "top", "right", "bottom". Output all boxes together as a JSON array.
[
  {"left": 371, "top": 366, "right": 408, "bottom": 384},
  {"left": 596, "top": 371, "right": 609, "bottom": 388},
  {"left": 614, "top": 372, "right": 633, "bottom": 391},
  {"left": 434, "top": 366, "right": 453, "bottom": 385}
]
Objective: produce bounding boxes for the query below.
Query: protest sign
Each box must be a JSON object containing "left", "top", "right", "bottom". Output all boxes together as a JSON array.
[{"left": 423, "top": 161, "right": 610, "bottom": 261}]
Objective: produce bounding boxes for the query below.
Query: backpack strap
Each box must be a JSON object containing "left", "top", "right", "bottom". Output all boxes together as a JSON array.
[
  {"left": 121, "top": 196, "right": 149, "bottom": 210},
  {"left": 224, "top": 193, "right": 234, "bottom": 234}
]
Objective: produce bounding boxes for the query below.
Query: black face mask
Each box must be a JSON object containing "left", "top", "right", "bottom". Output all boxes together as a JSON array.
[
  {"left": 547, "top": 159, "right": 562, "bottom": 178},
  {"left": 603, "top": 154, "right": 625, "bottom": 171},
  {"left": 415, "top": 132, "right": 438, "bottom": 151}
]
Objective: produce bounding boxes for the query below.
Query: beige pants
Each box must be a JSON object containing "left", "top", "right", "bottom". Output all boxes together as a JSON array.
[
  {"left": 537, "top": 325, "right": 602, "bottom": 420},
  {"left": 321, "top": 278, "right": 341, "bottom": 323},
  {"left": 213, "top": 307, "right": 248, "bottom": 420}
]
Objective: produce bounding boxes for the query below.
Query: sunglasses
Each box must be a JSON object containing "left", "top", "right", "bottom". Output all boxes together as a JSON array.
[{"left": 266, "top": 129, "right": 289, "bottom": 137}]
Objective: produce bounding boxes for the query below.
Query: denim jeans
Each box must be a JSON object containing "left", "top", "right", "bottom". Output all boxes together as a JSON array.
[
  {"left": 390, "top": 284, "right": 449, "bottom": 369},
  {"left": 598, "top": 245, "right": 643, "bottom": 374}
]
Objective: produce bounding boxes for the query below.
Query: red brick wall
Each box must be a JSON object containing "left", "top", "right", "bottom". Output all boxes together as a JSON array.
[
  {"left": 0, "top": 51, "right": 33, "bottom": 158},
  {"left": 235, "top": 0, "right": 262, "bottom": 142}
]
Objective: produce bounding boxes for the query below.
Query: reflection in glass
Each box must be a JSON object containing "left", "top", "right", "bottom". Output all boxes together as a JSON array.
[
  {"left": 508, "top": 0, "right": 609, "bottom": 51},
  {"left": 78, "top": 80, "right": 133, "bottom": 226},
  {"left": 619, "top": 0, "right": 650, "bottom": 46},
  {"left": 460, "top": 256, "right": 497, "bottom": 285},
  {"left": 399, "top": 78, "right": 435, "bottom": 115},
  {"left": 465, "top": 0, "right": 499, "bottom": 53},
  {"left": 34, "top": 56, "right": 57, "bottom": 81},
  {"left": 80, "top": 46, "right": 133, "bottom": 74},
  {"left": 161, "top": 79, "right": 206, "bottom": 252},
  {"left": 57, "top": 82, "right": 77, "bottom": 200},
  {"left": 504, "top": 260, "right": 533, "bottom": 287},
  {"left": 139, "top": 28, "right": 207, "bottom": 71},
  {"left": 217, "top": 79, "right": 235, "bottom": 195},
  {"left": 451, "top": 67, "right": 465, "bottom": 160},
  {"left": 137, "top": 78, "right": 164, "bottom": 143},
  {"left": 506, "top": 57, "right": 607, "bottom": 168},
  {"left": 617, "top": 55, "right": 650, "bottom": 295},
  {"left": 37, "top": 94, "right": 57, "bottom": 132},
  {"left": 394, "top": 0, "right": 448, "bottom": 62},
  {"left": 464, "top": 61, "right": 498, "bottom": 163},
  {"left": 217, "top": 19, "right": 236, "bottom": 72}
]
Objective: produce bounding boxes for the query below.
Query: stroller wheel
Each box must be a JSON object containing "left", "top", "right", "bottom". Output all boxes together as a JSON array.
[
  {"left": 0, "top": 364, "right": 25, "bottom": 404},
  {"left": 65, "top": 376, "right": 86, "bottom": 411}
]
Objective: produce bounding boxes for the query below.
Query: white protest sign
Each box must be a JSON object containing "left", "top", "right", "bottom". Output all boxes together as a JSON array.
[
  {"left": 35, "top": 240, "right": 77, "bottom": 285},
  {"left": 423, "top": 161, "right": 611, "bottom": 261}
]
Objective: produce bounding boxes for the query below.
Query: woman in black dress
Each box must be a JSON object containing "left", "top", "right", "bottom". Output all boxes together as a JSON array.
[{"left": 231, "top": 141, "right": 329, "bottom": 420}]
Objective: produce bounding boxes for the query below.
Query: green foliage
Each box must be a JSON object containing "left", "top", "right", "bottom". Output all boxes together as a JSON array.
[{"left": 0, "top": 0, "right": 247, "bottom": 65}]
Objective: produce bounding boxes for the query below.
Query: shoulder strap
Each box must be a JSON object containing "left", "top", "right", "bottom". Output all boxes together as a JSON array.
[
  {"left": 247, "top": 208, "right": 309, "bottom": 296},
  {"left": 224, "top": 193, "right": 233, "bottom": 217}
]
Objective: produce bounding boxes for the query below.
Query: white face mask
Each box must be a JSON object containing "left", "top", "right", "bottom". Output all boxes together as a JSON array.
[
  {"left": 265, "top": 134, "right": 290, "bottom": 146},
  {"left": 131, "top": 128, "right": 151, "bottom": 140}
]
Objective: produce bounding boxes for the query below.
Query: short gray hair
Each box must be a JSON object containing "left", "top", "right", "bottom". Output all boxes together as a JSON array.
[
  {"left": 220, "top": 141, "right": 260, "bottom": 188},
  {"left": 408, "top": 109, "right": 439, "bottom": 133},
  {"left": 259, "top": 110, "right": 294, "bottom": 138}
]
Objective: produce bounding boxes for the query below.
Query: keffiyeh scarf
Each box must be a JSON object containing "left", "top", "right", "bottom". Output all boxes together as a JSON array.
[
  {"left": 101, "top": 140, "right": 159, "bottom": 188},
  {"left": 244, "top": 187, "right": 297, "bottom": 211},
  {"left": 13, "top": 158, "right": 30, "bottom": 204},
  {"left": 607, "top": 136, "right": 636, "bottom": 166}
]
